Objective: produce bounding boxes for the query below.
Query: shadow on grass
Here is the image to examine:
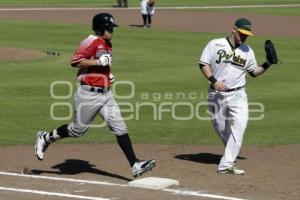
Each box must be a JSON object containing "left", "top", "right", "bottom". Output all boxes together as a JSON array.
[
  {"left": 31, "top": 159, "right": 132, "bottom": 182},
  {"left": 175, "top": 153, "right": 246, "bottom": 165}
]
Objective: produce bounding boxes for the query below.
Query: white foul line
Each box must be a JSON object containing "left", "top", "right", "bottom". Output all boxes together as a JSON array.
[
  {"left": 0, "top": 4, "right": 299, "bottom": 11},
  {"left": 163, "top": 188, "right": 248, "bottom": 200},
  {"left": 0, "top": 171, "right": 127, "bottom": 187},
  {"left": 0, "top": 186, "right": 111, "bottom": 200},
  {"left": 0, "top": 171, "right": 247, "bottom": 200},
  {"left": 158, "top": 4, "right": 300, "bottom": 9}
]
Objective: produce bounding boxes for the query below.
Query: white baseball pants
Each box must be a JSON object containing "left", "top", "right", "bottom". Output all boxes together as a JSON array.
[{"left": 208, "top": 88, "right": 248, "bottom": 170}]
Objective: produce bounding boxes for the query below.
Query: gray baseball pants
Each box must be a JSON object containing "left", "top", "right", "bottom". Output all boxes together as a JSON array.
[{"left": 67, "top": 85, "right": 128, "bottom": 137}]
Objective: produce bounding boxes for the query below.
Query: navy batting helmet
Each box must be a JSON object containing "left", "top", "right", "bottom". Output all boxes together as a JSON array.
[{"left": 92, "top": 13, "right": 118, "bottom": 35}]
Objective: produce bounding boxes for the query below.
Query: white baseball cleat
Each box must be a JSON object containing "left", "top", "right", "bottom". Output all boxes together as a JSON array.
[
  {"left": 35, "top": 131, "right": 49, "bottom": 161},
  {"left": 132, "top": 159, "right": 156, "bottom": 178},
  {"left": 217, "top": 167, "right": 245, "bottom": 175}
]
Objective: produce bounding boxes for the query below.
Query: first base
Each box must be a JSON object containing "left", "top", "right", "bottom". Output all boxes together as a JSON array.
[{"left": 128, "top": 177, "right": 179, "bottom": 190}]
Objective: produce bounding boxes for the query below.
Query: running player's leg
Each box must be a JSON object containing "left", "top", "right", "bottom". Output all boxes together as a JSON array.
[
  {"left": 35, "top": 88, "right": 100, "bottom": 160},
  {"left": 99, "top": 92, "right": 137, "bottom": 165},
  {"left": 99, "top": 92, "right": 156, "bottom": 177},
  {"left": 67, "top": 89, "right": 101, "bottom": 137}
]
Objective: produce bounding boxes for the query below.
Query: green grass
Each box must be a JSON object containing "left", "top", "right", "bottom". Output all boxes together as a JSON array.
[
  {"left": 190, "top": 7, "right": 300, "bottom": 15},
  {"left": 0, "top": 0, "right": 299, "bottom": 7},
  {"left": 0, "top": 17, "right": 299, "bottom": 146},
  {"left": 1, "top": 0, "right": 299, "bottom": 16}
]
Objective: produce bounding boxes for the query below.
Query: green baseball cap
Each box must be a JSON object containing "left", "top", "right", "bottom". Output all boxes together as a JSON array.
[{"left": 234, "top": 18, "right": 253, "bottom": 36}]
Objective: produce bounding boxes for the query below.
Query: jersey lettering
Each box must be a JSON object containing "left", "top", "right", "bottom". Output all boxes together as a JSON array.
[
  {"left": 199, "top": 38, "right": 257, "bottom": 89},
  {"left": 232, "top": 52, "right": 246, "bottom": 67},
  {"left": 96, "top": 49, "right": 112, "bottom": 58},
  {"left": 216, "top": 49, "right": 247, "bottom": 68}
]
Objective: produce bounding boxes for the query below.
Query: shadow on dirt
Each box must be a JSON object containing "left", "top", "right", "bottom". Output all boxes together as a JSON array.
[
  {"left": 31, "top": 159, "right": 132, "bottom": 182},
  {"left": 175, "top": 153, "right": 246, "bottom": 165},
  {"left": 129, "top": 24, "right": 145, "bottom": 28}
]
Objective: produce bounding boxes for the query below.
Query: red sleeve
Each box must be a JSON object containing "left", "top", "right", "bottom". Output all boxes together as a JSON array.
[{"left": 71, "top": 36, "right": 97, "bottom": 67}]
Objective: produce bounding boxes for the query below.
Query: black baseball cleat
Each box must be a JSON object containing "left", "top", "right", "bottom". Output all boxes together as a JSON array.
[{"left": 131, "top": 159, "right": 156, "bottom": 178}]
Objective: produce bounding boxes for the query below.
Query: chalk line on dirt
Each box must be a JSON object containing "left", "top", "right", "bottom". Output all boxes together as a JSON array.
[
  {"left": 0, "top": 186, "right": 112, "bottom": 200},
  {"left": 0, "top": 171, "right": 247, "bottom": 200}
]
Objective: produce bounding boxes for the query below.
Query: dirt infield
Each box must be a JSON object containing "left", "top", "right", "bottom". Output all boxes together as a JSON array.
[
  {"left": 1, "top": 8, "right": 299, "bottom": 200},
  {"left": 0, "top": 47, "right": 43, "bottom": 61},
  {"left": 0, "top": 8, "right": 300, "bottom": 37},
  {"left": 0, "top": 144, "right": 299, "bottom": 200}
]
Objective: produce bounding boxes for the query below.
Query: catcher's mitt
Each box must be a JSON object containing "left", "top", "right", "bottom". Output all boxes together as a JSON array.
[
  {"left": 265, "top": 40, "right": 278, "bottom": 64},
  {"left": 148, "top": 0, "right": 155, "bottom": 7}
]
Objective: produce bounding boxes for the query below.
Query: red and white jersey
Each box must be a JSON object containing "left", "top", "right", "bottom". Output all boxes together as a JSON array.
[
  {"left": 71, "top": 35, "right": 112, "bottom": 87},
  {"left": 199, "top": 37, "right": 257, "bottom": 89}
]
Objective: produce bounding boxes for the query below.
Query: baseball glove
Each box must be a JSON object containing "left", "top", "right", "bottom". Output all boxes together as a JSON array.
[
  {"left": 265, "top": 40, "right": 278, "bottom": 64},
  {"left": 148, "top": 0, "right": 155, "bottom": 7}
]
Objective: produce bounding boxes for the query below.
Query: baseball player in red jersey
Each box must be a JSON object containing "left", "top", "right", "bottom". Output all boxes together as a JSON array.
[{"left": 35, "top": 13, "right": 155, "bottom": 178}]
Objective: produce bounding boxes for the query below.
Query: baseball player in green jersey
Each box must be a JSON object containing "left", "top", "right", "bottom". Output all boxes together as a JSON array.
[{"left": 198, "top": 18, "right": 278, "bottom": 175}]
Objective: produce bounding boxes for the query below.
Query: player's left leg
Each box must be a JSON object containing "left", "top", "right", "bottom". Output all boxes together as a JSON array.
[
  {"left": 147, "top": 14, "right": 152, "bottom": 27},
  {"left": 116, "top": 0, "right": 122, "bottom": 7},
  {"left": 99, "top": 92, "right": 156, "bottom": 177},
  {"left": 123, "top": 0, "right": 128, "bottom": 7},
  {"left": 218, "top": 90, "right": 248, "bottom": 174}
]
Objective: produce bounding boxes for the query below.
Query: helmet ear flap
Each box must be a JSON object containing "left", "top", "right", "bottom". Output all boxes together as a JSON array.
[{"left": 94, "top": 28, "right": 105, "bottom": 36}]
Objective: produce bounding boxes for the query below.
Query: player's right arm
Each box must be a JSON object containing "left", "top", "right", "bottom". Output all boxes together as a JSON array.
[
  {"left": 72, "top": 59, "right": 98, "bottom": 68},
  {"left": 71, "top": 36, "right": 111, "bottom": 69},
  {"left": 71, "top": 38, "right": 98, "bottom": 68},
  {"left": 199, "top": 40, "right": 228, "bottom": 92},
  {"left": 199, "top": 64, "right": 228, "bottom": 92},
  {"left": 72, "top": 52, "right": 111, "bottom": 69}
]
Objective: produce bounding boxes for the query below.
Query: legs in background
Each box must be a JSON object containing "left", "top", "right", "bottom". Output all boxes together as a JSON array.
[{"left": 142, "top": 14, "right": 152, "bottom": 28}]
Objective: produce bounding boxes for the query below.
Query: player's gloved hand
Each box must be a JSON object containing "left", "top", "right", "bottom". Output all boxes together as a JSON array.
[
  {"left": 264, "top": 40, "right": 278, "bottom": 65},
  {"left": 98, "top": 54, "right": 112, "bottom": 67},
  {"left": 109, "top": 73, "right": 115, "bottom": 84},
  {"left": 213, "top": 81, "right": 228, "bottom": 92}
]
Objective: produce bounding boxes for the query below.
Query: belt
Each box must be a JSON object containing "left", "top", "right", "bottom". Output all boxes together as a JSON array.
[
  {"left": 81, "top": 84, "right": 110, "bottom": 93},
  {"left": 210, "top": 85, "right": 244, "bottom": 92}
]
